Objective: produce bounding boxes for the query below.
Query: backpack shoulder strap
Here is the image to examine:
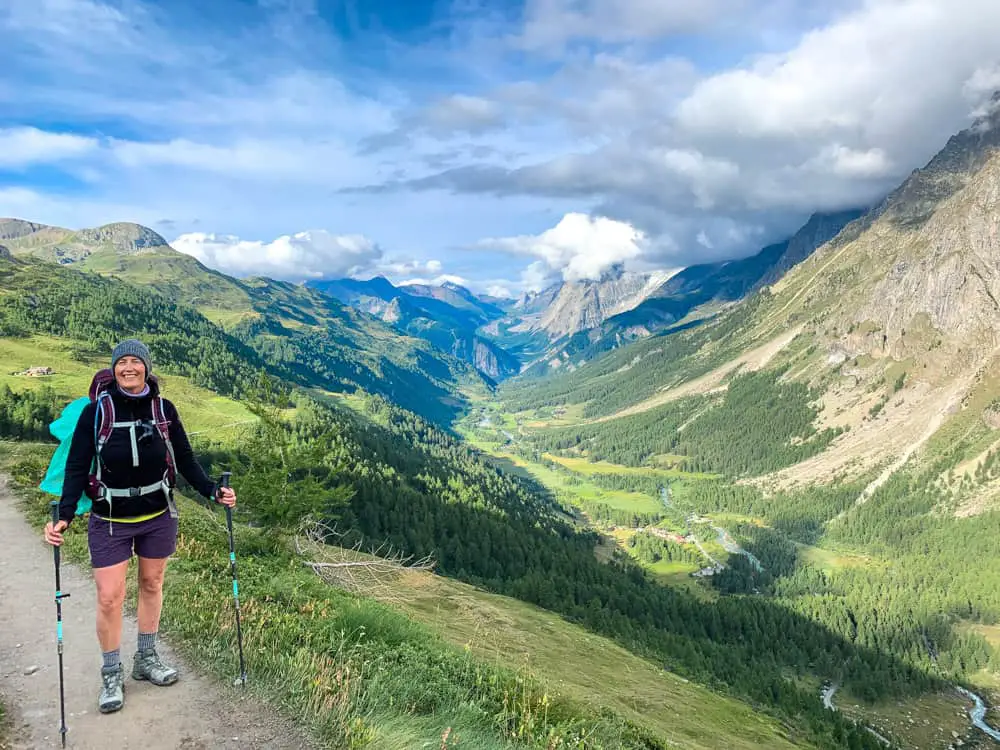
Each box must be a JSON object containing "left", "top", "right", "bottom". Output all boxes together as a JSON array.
[
  {"left": 91, "top": 391, "right": 116, "bottom": 489},
  {"left": 152, "top": 396, "right": 177, "bottom": 485},
  {"left": 94, "top": 392, "right": 115, "bottom": 451}
]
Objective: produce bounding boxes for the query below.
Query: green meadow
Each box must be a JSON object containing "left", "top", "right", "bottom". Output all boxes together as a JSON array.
[{"left": 0, "top": 334, "right": 257, "bottom": 440}]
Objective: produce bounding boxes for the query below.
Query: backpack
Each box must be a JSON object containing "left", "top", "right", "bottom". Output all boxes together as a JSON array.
[{"left": 40, "top": 369, "right": 178, "bottom": 518}]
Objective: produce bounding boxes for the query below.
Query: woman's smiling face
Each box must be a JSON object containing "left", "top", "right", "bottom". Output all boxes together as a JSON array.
[{"left": 114, "top": 355, "right": 147, "bottom": 393}]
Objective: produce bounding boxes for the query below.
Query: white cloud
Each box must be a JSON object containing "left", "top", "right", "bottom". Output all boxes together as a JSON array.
[
  {"left": 482, "top": 213, "right": 647, "bottom": 283},
  {"left": 378, "top": 258, "right": 451, "bottom": 279},
  {"left": 517, "top": 0, "right": 740, "bottom": 49},
  {"left": 421, "top": 95, "right": 505, "bottom": 135},
  {"left": 2, "top": 0, "right": 130, "bottom": 42},
  {"left": 171, "top": 230, "right": 383, "bottom": 281},
  {"left": 8, "top": 0, "right": 1000, "bottom": 290},
  {"left": 379, "top": 0, "right": 1000, "bottom": 269},
  {"left": 485, "top": 284, "right": 515, "bottom": 299},
  {"left": 676, "top": 0, "right": 1000, "bottom": 143},
  {"left": 398, "top": 273, "right": 469, "bottom": 287},
  {"left": 0, "top": 127, "right": 98, "bottom": 168},
  {"left": 520, "top": 260, "right": 559, "bottom": 293},
  {"left": 108, "top": 136, "right": 368, "bottom": 183},
  {"left": 811, "top": 144, "right": 893, "bottom": 179},
  {"left": 0, "top": 126, "right": 372, "bottom": 186}
]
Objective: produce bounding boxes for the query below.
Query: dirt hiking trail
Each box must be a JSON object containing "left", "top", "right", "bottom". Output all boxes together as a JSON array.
[{"left": 0, "top": 477, "right": 319, "bottom": 750}]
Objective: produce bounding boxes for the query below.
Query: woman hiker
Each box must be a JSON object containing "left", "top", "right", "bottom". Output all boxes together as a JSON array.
[{"left": 42, "top": 339, "right": 237, "bottom": 714}]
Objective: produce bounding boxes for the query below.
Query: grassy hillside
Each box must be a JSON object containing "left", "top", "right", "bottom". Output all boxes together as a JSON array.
[
  {"left": 79, "top": 248, "right": 255, "bottom": 326},
  {"left": 0, "top": 254, "right": 486, "bottom": 425},
  {"left": 0, "top": 334, "right": 256, "bottom": 440},
  {"left": 497, "top": 291, "right": 770, "bottom": 420},
  {"left": 0, "top": 333, "right": 816, "bottom": 750},
  {"left": 0, "top": 344, "right": 814, "bottom": 750},
  {"left": 354, "top": 564, "right": 808, "bottom": 750}
]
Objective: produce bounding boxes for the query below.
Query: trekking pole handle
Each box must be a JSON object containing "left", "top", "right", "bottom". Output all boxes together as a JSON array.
[
  {"left": 214, "top": 471, "right": 232, "bottom": 504},
  {"left": 49, "top": 501, "right": 70, "bottom": 601}
]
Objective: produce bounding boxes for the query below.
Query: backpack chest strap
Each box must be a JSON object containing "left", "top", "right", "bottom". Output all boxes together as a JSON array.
[
  {"left": 109, "top": 420, "right": 144, "bottom": 467},
  {"left": 93, "top": 394, "right": 176, "bottom": 485}
]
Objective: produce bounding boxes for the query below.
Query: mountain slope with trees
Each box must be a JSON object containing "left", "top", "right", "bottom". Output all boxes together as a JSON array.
[
  {"left": 0, "top": 232, "right": 491, "bottom": 425},
  {"left": 0, "top": 249, "right": 908, "bottom": 750}
]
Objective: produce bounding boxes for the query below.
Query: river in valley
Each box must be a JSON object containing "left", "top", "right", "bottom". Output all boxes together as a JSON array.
[{"left": 957, "top": 686, "right": 1000, "bottom": 743}]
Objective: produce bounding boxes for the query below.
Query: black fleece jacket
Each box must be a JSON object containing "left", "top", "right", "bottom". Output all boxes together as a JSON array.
[{"left": 58, "top": 381, "right": 216, "bottom": 524}]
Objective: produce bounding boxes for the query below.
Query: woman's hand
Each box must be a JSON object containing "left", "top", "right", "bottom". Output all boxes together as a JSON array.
[
  {"left": 216, "top": 486, "right": 237, "bottom": 508},
  {"left": 44, "top": 519, "right": 69, "bottom": 546}
]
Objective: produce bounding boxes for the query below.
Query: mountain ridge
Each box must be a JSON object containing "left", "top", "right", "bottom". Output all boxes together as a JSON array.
[
  {"left": 0, "top": 218, "right": 171, "bottom": 262},
  {"left": 307, "top": 276, "right": 520, "bottom": 380},
  {"left": 506, "top": 207, "right": 866, "bottom": 378}
]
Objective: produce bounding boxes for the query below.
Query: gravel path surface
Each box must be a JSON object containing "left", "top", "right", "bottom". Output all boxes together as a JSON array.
[{"left": 0, "top": 477, "right": 318, "bottom": 750}]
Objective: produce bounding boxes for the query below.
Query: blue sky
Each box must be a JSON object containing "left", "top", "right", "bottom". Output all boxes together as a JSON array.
[{"left": 2, "top": 0, "right": 999, "bottom": 296}]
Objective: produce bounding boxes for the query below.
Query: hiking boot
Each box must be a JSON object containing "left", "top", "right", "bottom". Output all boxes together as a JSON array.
[
  {"left": 99, "top": 664, "right": 125, "bottom": 713},
  {"left": 131, "top": 647, "right": 178, "bottom": 686}
]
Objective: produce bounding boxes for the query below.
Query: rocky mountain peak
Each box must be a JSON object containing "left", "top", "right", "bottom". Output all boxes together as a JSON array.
[
  {"left": 538, "top": 270, "right": 664, "bottom": 338},
  {"left": 770, "top": 96, "right": 1000, "bottom": 372},
  {"left": 74, "top": 222, "right": 169, "bottom": 255},
  {"left": 851, "top": 148, "right": 1000, "bottom": 358},
  {"left": 596, "top": 263, "right": 627, "bottom": 283},
  {"left": 514, "top": 284, "right": 562, "bottom": 314},
  {"left": 0, "top": 218, "right": 51, "bottom": 241}
]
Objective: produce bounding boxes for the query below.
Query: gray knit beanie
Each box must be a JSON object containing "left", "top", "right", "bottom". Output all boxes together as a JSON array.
[{"left": 111, "top": 339, "right": 152, "bottom": 377}]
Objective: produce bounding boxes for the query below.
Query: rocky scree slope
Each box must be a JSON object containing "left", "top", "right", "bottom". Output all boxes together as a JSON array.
[{"left": 767, "top": 96, "right": 1000, "bottom": 369}]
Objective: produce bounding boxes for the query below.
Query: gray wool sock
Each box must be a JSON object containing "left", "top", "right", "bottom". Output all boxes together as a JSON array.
[
  {"left": 137, "top": 632, "right": 157, "bottom": 652},
  {"left": 102, "top": 649, "right": 120, "bottom": 670}
]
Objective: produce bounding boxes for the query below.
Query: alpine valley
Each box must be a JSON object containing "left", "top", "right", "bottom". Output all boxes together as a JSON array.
[{"left": 4, "top": 96, "right": 1000, "bottom": 750}]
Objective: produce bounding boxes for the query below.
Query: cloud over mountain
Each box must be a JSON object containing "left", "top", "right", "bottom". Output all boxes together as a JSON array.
[
  {"left": 172, "top": 230, "right": 384, "bottom": 281},
  {"left": 479, "top": 213, "right": 648, "bottom": 289}
]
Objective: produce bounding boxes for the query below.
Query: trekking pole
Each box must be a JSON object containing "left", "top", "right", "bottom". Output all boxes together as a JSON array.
[
  {"left": 217, "top": 472, "right": 247, "bottom": 687},
  {"left": 49, "top": 501, "right": 70, "bottom": 748}
]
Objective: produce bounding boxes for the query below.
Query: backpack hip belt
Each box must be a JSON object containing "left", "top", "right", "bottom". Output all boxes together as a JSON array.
[
  {"left": 102, "top": 481, "right": 172, "bottom": 498},
  {"left": 97, "top": 477, "right": 177, "bottom": 537}
]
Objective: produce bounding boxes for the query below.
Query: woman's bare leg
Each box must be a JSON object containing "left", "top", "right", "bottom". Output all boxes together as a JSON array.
[{"left": 93, "top": 560, "right": 129, "bottom": 652}]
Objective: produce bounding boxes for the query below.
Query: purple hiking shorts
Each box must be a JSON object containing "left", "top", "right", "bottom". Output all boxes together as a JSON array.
[{"left": 87, "top": 510, "right": 178, "bottom": 568}]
